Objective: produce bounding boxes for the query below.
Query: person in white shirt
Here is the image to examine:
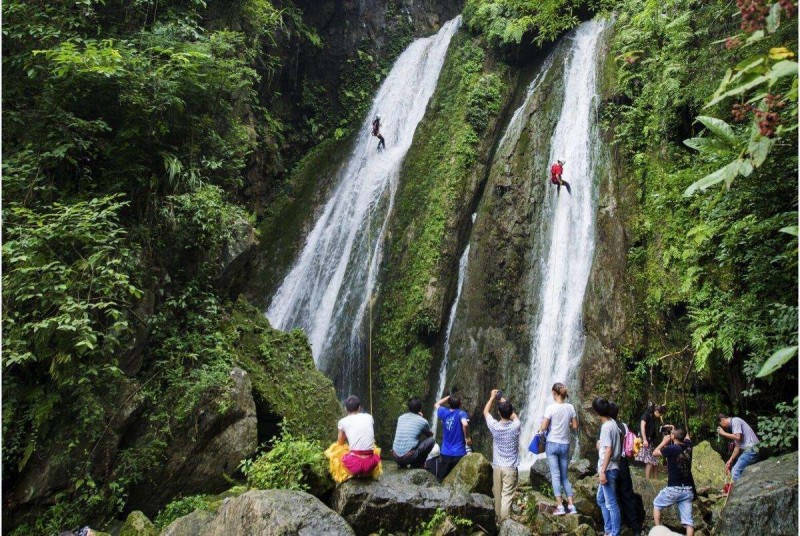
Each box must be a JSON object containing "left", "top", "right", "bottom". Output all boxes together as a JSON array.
[
  {"left": 483, "top": 389, "right": 521, "bottom": 521},
  {"left": 539, "top": 382, "right": 579, "bottom": 515},
  {"left": 337, "top": 395, "right": 380, "bottom": 476}
]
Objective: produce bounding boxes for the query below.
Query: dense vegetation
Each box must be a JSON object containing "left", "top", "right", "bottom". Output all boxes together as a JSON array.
[
  {"left": 1, "top": 0, "right": 344, "bottom": 533},
  {"left": 603, "top": 0, "right": 798, "bottom": 451}
]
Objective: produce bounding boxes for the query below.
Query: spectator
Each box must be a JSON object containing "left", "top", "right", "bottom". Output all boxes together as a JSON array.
[
  {"left": 483, "top": 389, "right": 521, "bottom": 521},
  {"left": 540, "top": 382, "right": 579, "bottom": 515},
  {"left": 717, "top": 413, "right": 760, "bottom": 481},
  {"left": 637, "top": 403, "right": 667, "bottom": 479},
  {"left": 610, "top": 402, "right": 643, "bottom": 536},
  {"left": 392, "top": 396, "right": 435, "bottom": 468},
  {"left": 652, "top": 425, "right": 695, "bottom": 536},
  {"left": 434, "top": 393, "right": 471, "bottom": 480},
  {"left": 336, "top": 395, "right": 381, "bottom": 478},
  {"left": 593, "top": 396, "right": 622, "bottom": 536}
]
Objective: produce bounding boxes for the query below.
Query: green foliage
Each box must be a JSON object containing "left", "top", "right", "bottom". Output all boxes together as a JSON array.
[
  {"left": 756, "top": 400, "right": 798, "bottom": 451},
  {"left": 464, "top": 0, "right": 611, "bottom": 48},
  {"left": 606, "top": 0, "right": 797, "bottom": 449},
  {"left": 3, "top": 196, "right": 141, "bottom": 383},
  {"left": 154, "top": 493, "right": 218, "bottom": 529},
  {"left": 413, "top": 508, "right": 473, "bottom": 536},
  {"left": 376, "top": 34, "right": 510, "bottom": 435},
  {"left": 240, "top": 425, "right": 331, "bottom": 494}
]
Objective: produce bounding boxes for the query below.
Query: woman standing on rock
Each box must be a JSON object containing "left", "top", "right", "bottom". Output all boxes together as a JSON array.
[
  {"left": 539, "top": 382, "right": 579, "bottom": 515},
  {"left": 637, "top": 403, "right": 666, "bottom": 479}
]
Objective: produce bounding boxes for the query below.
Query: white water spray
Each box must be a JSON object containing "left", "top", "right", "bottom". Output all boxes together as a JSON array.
[
  {"left": 519, "top": 20, "right": 607, "bottom": 465},
  {"left": 267, "top": 18, "right": 462, "bottom": 394}
]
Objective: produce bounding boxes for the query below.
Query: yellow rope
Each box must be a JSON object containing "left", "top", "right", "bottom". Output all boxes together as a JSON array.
[{"left": 367, "top": 201, "right": 374, "bottom": 415}]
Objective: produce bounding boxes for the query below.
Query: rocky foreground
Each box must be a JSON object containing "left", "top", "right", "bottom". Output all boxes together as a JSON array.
[{"left": 99, "top": 447, "right": 796, "bottom": 536}]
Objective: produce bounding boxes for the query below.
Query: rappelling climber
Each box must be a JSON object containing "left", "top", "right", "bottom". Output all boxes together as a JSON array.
[
  {"left": 372, "top": 114, "right": 386, "bottom": 150},
  {"left": 550, "top": 160, "right": 571, "bottom": 195}
]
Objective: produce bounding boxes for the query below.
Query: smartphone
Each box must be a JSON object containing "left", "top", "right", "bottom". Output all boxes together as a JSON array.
[
  {"left": 660, "top": 425, "right": 672, "bottom": 435},
  {"left": 495, "top": 390, "right": 504, "bottom": 401}
]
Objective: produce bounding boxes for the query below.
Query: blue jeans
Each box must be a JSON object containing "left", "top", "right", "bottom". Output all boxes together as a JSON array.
[
  {"left": 653, "top": 485, "right": 694, "bottom": 527},
  {"left": 732, "top": 448, "right": 758, "bottom": 481},
  {"left": 597, "top": 468, "right": 621, "bottom": 536},
  {"left": 545, "top": 441, "right": 573, "bottom": 497}
]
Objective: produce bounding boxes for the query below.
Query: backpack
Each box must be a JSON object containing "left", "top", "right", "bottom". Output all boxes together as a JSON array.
[{"left": 623, "top": 425, "right": 636, "bottom": 457}]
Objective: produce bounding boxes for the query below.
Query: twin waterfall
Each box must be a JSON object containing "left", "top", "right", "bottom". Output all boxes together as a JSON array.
[
  {"left": 267, "top": 14, "right": 607, "bottom": 457},
  {"left": 267, "top": 17, "right": 461, "bottom": 394}
]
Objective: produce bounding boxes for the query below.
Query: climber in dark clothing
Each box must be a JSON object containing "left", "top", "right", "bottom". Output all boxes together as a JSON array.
[
  {"left": 550, "top": 160, "right": 571, "bottom": 194},
  {"left": 372, "top": 115, "right": 386, "bottom": 150}
]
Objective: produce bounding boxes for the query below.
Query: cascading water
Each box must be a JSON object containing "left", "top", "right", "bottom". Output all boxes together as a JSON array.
[
  {"left": 431, "top": 213, "right": 475, "bottom": 436},
  {"left": 519, "top": 19, "right": 608, "bottom": 464},
  {"left": 267, "top": 17, "right": 462, "bottom": 396}
]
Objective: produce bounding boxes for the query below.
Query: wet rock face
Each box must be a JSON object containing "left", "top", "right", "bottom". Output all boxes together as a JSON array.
[
  {"left": 445, "top": 40, "right": 571, "bottom": 454},
  {"left": 715, "top": 451, "right": 798, "bottom": 536},
  {"left": 331, "top": 469, "right": 496, "bottom": 535},
  {"left": 162, "top": 489, "right": 354, "bottom": 536},
  {"left": 127, "top": 367, "right": 258, "bottom": 516}
]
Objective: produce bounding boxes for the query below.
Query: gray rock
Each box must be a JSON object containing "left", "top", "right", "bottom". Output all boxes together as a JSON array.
[
  {"left": 332, "top": 469, "right": 496, "bottom": 535},
  {"left": 528, "top": 458, "right": 551, "bottom": 491},
  {"left": 568, "top": 458, "right": 593, "bottom": 481},
  {"left": 443, "top": 453, "right": 493, "bottom": 495},
  {"left": 498, "top": 518, "right": 532, "bottom": 535},
  {"left": 715, "top": 451, "right": 798, "bottom": 536},
  {"left": 161, "top": 490, "right": 353, "bottom": 536}
]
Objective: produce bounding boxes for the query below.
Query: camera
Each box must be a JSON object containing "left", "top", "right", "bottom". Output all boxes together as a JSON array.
[
  {"left": 495, "top": 389, "right": 504, "bottom": 401},
  {"left": 660, "top": 425, "right": 673, "bottom": 435}
]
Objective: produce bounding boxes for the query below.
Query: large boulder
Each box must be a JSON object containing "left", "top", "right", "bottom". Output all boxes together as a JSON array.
[
  {"left": 568, "top": 458, "right": 594, "bottom": 481},
  {"left": 331, "top": 469, "right": 496, "bottom": 535},
  {"left": 161, "top": 489, "right": 354, "bottom": 536},
  {"left": 715, "top": 451, "right": 798, "bottom": 536},
  {"left": 630, "top": 474, "right": 704, "bottom": 532},
  {"left": 443, "top": 453, "right": 493, "bottom": 495},
  {"left": 120, "top": 511, "right": 157, "bottom": 536},
  {"left": 128, "top": 367, "right": 258, "bottom": 515},
  {"left": 691, "top": 441, "right": 727, "bottom": 490}
]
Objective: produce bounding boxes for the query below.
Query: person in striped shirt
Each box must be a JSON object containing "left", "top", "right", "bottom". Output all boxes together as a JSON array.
[{"left": 391, "top": 396, "right": 435, "bottom": 468}]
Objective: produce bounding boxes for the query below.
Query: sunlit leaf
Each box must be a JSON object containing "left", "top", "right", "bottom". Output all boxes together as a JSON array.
[
  {"left": 757, "top": 346, "right": 798, "bottom": 377},
  {"left": 683, "top": 160, "right": 741, "bottom": 196}
]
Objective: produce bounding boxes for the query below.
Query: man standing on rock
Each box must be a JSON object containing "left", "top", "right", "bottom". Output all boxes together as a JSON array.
[
  {"left": 483, "top": 389, "right": 521, "bottom": 521},
  {"left": 717, "top": 413, "right": 760, "bottom": 481},
  {"left": 593, "top": 397, "right": 622, "bottom": 536},
  {"left": 434, "top": 393, "right": 471, "bottom": 481},
  {"left": 610, "top": 402, "right": 644, "bottom": 536},
  {"left": 652, "top": 425, "right": 695, "bottom": 536},
  {"left": 392, "top": 396, "right": 435, "bottom": 469}
]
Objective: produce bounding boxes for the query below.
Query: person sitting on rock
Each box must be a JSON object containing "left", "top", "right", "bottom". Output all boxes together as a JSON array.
[
  {"left": 716, "top": 413, "right": 760, "bottom": 482},
  {"left": 593, "top": 396, "right": 623, "bottom": 536},
  {"left": 326, "top": 395, "right": 381, "bottom": 483},
  {"left": 610, "top": 402, "right": 644, "bottom": 536},
  {"left": 434, "top": 392, "right": 471, "bottom": 481},
  {"left": 540, "top": 382, "right": 579, "bottom": 516},
  {"left": 392, "top": 396, "right": 435, "bottom": 469},
  {"left": 652, "top": 425, "right": 695, "bottom": 536},
  {"left": 483, "top": 389, "right": 521, "bottom": 521}
]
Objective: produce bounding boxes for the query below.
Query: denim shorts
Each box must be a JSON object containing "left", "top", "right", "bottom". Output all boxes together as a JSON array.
[{"left": 653, "top": 485, "right": 694, "bottom": 527}]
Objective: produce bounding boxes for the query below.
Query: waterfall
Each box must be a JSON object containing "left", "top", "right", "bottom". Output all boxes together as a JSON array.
[
  {"left": 431, "top": 213, "right": 475, "bottom": 436},
  {"left": 267, "top": 17, "right": 462, "bottom": 396},
  {"left": 519, "top": 19, "right": 608, "bottom": 465}
]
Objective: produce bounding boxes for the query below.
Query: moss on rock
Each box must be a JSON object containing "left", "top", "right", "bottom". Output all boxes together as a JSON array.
[
  {"left": 223, "top": 297, "right": 341, "bottom": 443},
  {"left": 373, "top": 30, "right": 516, "bottom": 446}
]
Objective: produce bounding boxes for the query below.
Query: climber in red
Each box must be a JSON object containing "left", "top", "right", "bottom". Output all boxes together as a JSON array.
[{"left": 550, "top": 160, "right": 571, "bottom": 195}]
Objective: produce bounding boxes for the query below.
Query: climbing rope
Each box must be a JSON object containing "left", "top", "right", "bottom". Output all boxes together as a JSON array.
[{"left": 367, "top": 200, "right": 374, "bottom": 415}]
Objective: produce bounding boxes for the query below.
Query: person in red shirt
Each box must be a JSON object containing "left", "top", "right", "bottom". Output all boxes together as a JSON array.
[{"left": 550, "top": 160, "right": 571, "bottom": 194}]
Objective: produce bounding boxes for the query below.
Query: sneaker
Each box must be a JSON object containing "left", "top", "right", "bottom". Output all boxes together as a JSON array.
[
  {"left": 552, "top": 505, "right": 566, "bottom": 516},
  {"left": 567, "top": 505, "right": 578, "bottom": 514}
]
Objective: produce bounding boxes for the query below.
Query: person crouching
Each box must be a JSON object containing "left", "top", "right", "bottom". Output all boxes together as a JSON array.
[{"left": 326, "top": 395, "right": 382, "bottom": 483}]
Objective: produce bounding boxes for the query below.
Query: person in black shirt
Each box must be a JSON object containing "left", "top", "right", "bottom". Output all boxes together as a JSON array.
[
  {"left": 609, "top": 403, "right": 643, "bottom": 536},
  {"left": 652, "top": 425, "right": 695, "bottom": 536},
  {"left": 636, "top": 404, "right": 666, "bottom": 479}
]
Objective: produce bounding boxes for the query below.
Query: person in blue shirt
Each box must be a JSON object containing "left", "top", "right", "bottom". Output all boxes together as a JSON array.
[{"left": 434, "top": 393, "right": 471, "bottom": 481}]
